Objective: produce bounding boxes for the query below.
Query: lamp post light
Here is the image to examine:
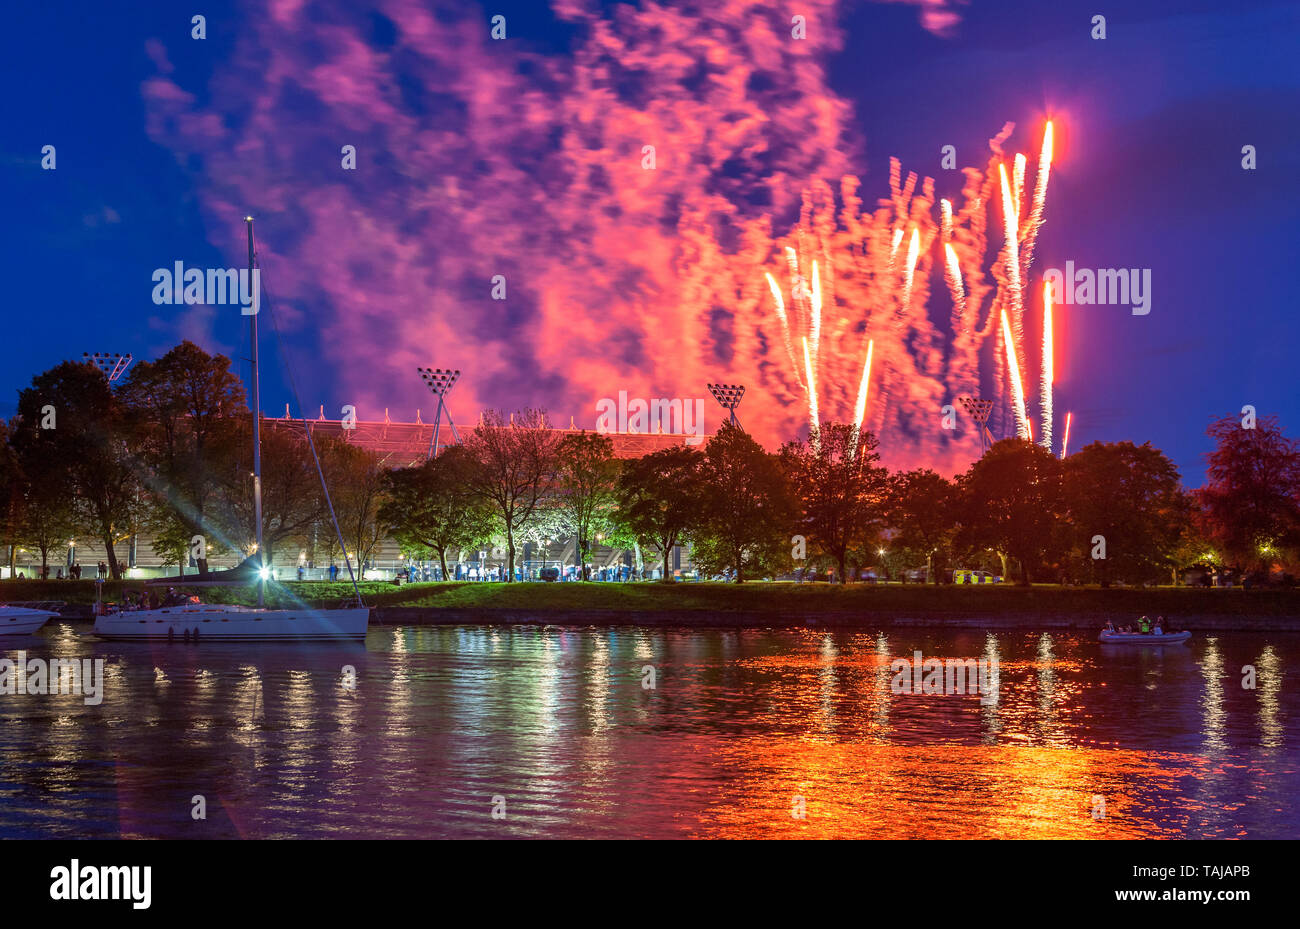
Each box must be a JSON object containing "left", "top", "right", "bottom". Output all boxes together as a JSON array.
[
  {"left": 707, "top": 383, "right": 745, "bottom": 428},
  {"left": 84, "top": 352, "right": 134, "bottom": 383},
  {"left": 417, "top": 367, "right": 461, "bottom": 457}
]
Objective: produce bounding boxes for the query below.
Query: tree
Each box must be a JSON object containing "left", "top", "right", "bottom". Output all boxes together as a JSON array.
[
  {"left": 318, "top": 438, "right": 388, "bottom": 573},
  {"left": 553, "top": 431, "right": 620, "bottom": 580},
  {"left": 119, "top": 340, "right": 244, "bottom": 574},
  {"left": 0, "top": 419, "right": 23, "bottom": 575},
  {"left": 616, "top": 444, "right": 705, "bottom": 582},
  {"left": 462, "top": 409, "right": 561, "bottom": 582},
  {"left": 210, "top": 420, "right": 326, "bottom": 566},
  {"left": 956, "top": 438, "right": 1064, "bottom": 585},
  {"left": 379, "top": 445, "right": 495, "bottom": 580},
  {"left": 1196, "top": 414, "right": 1300, "bottom": 570},
  {"left": 888, "top": 468, "right": 957, "bottom": 584},
  {"left": 691, "top": 422, "right": 794, "bottom": 582},
  {"left": 780, "top": 423, "right": 890, "bottom": 583},
  {"left": 1063, "top": 441, "right": 1192, "bottom": 585},
  {"left": 12, "top": 360, "right": 141, "bottom": 579},
  {"left": 16, "top": 479, "right": 78, "bottom": 577}
]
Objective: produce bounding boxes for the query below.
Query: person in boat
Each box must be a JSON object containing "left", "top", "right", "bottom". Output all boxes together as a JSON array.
[
  {"left": 1138, "top": 615, "right": 1151, "bottom": 634},
  {"left": 1104, "top": 621, "right": 1115, "bottom": 633}
]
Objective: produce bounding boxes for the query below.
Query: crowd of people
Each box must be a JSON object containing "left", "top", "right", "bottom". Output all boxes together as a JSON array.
[{"left": 1104, "top": 616, "right": 1177, "bottom": 635}]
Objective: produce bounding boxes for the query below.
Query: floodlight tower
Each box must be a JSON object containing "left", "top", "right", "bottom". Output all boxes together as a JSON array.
[
  {"left": 957, "top": 396, "right": 995, "bottom": 454},
  {"left": 84, "top": 352, "right": 134, "bottom": 383},
  {"left": 707, "top": 383, "right": 745, "bottom": 429},
  {"left": 417, "top": 367, "right": 462, "bottom": 456}
]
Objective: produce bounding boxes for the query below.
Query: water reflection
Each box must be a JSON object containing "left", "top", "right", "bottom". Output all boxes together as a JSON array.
[{"left": 0, "top": 624, "right": 1296, "bottom": 838}]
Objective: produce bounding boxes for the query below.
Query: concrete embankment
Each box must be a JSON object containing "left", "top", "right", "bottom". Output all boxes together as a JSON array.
[{"left": 370, "top": 607, "right": 1300, "bottom": 632}]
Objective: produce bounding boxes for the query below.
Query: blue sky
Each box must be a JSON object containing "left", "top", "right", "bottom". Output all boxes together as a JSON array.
[{"left": 2, "top": 0, "right": 1297, "bottom": 482}]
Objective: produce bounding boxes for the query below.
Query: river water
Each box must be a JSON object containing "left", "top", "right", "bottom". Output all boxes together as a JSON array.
[{"left": 1, "top": 622, "right": 1296, "bottom": 838}]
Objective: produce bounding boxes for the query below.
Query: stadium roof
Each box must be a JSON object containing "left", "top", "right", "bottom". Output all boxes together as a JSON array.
[{"left": 263, "top": 407, "right": 708, "bottom": 467}]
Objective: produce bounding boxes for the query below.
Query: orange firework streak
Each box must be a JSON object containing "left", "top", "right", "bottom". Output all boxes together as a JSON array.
[
  {"left": 1040, "top": 281, "right": 1054, "bottom": 451},
  {"left": 852, "top": 338, "right": 875, "bottom": 446},
  {"left": 759, "top": 121, "right": 1055, "bottom": 458},
  {"left": 1001, "top": 309, "right": 1029, "bottom": 439},
  {"left": 802, "top": 336, "right": 819, "bottom": 436},
  {"left": 1062, "top": 411, "right": 1073, "bottom": 459}
]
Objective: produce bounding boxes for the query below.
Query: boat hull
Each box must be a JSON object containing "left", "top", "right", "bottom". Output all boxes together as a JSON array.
[
  {"left": 1098, "top": 630, "right": 1190, "bottom": 645},
  {"left": 92, "top": 605, "right": 370, "bottom": 643},
  {"left": 0, "top": 608, "right": 59, "bottom": 636}
]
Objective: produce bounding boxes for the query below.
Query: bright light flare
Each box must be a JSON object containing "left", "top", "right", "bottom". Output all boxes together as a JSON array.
[{"left": 1061, "top": 411, "right": 1073, "bottom": 459}]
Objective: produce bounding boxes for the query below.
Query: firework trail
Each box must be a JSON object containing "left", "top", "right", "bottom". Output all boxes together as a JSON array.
[
  {"left": 1039, "top": 281, "right": 1054, "bottom": 451},
  {"left": 759, "top": 121, "right": 1054, "bottom": 467},
  {"left": 943, "top": 242, "right": 966, "bottom": 323},
  {"left": 810, "top": 259, "right": 823, "bottom": 373},
  {"left": 802, "top": 336, "right": 819, "bottom": 437},
  {"left": 1062, "top": 411, "right": 1073, "bottom": 459},
  {"left": 999, "top": 162, "right": 1024, "bottom": 345},
  {"left": 901, "top": 228, "right": 920, "bottom": 313},
  {"left": 1001, "top": 309, "right": 1029, "bottom": 439},
  {"left": 852, "top": 338, "right": 875, "bottom": 444},
  {"left": 765, "top": 271, "right": 804, "bottom": 390},
  {"left": 1021, "top": 121, "right": 1053, "bottom": 269},
  {"left": 1013, "top": 152, "right": 1027, "bottom": 218}
]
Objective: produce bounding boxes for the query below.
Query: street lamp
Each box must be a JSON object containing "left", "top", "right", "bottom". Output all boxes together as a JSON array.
[
  {"left": 417, "top": 367, "right": 461, "bottom": 457},
  {"left": 707, "top": 383, "right": 745, "bottom": 427}
]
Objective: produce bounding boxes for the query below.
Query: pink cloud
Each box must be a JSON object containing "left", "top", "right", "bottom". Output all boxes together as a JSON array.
[{"left": 144, "top": 0, "right": 986, "bottom": 472}]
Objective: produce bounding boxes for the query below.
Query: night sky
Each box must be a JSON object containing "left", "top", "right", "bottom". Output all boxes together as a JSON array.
[{"left": 3, "top": 0, "right": 1297, "bottom": 482}]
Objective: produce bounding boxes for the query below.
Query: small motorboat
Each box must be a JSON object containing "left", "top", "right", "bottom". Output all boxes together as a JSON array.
[
  {"left": 0, "top": 604, "right": 62, "bottom": 636},
  {"left": 1098, "top": 629, "right": 1191, "bottom": 645}
]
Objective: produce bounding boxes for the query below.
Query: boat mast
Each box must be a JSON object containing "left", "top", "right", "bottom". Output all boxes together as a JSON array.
[{"left": 246, "top": 216, "right": 265, "bottom": 608}]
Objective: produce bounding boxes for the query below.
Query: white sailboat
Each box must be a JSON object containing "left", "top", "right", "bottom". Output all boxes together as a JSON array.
[
  {"left": 93, "top": 217, "right": 369, "bottom": 644},
  {"left": 0, "top": 605, "right": 61, "bottom": 636}
]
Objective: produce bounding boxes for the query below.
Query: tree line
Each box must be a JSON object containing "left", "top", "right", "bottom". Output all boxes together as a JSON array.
[{"left": 3, "top": 342, "right": 1298, "bottom": 585}]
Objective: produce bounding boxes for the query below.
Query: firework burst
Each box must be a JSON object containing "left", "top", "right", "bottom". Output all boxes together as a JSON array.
[{"left": 761, "top": 120, "right": 1055, "bottom": 467}]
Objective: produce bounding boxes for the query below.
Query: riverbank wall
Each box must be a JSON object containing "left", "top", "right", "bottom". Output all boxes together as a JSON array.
[{"left": 368, "top": 607, "right": 1300, "bottom": 632}]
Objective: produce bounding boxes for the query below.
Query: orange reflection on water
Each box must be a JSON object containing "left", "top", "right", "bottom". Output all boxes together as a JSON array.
[{"left": 688, "top": 739, "right": 1214, "bottom": 839}]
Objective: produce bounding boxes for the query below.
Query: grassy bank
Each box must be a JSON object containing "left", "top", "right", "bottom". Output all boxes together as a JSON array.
[{"left": 6, "top": 578, "right": 1300, "bottom": 617}]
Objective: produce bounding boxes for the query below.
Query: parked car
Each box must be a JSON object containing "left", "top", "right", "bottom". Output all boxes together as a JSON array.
[
  {"left": 952, "top": 569, "right": 1002, "bottom": 585},
  {"left": 539, "top": 567, "right": 560, "bottom": 582}
]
